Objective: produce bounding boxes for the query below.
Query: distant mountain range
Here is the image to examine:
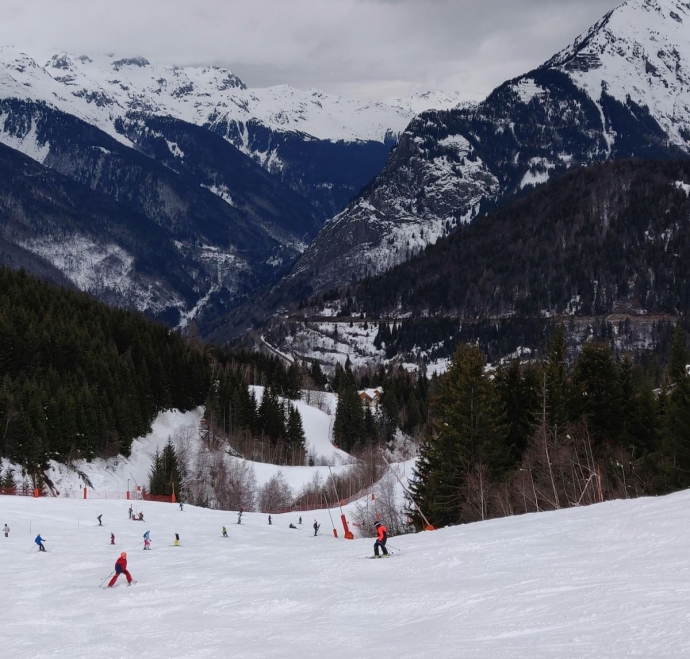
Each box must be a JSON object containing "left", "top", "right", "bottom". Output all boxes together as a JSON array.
[
  {"left": 2, "top": 0, "right": 690, "bottom": 345},
  {"left": 0, "top": 47, "right": 461, "bottom": 323}
]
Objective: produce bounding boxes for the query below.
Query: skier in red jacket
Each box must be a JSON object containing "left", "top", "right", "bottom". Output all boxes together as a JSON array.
[
  {"left": 374, "top": 521, "right": 389, "bottom": 557},
  {"left": 108, "top": 552, "right": 133, "bottom": 587}
]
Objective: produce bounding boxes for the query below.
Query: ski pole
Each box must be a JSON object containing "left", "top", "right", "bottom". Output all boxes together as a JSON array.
[
  {"left": 99, "top": 571, "right": 115, "bottom": 588},
  {"left": 387, "top": 544, "right": 401, "bottom": 552}
]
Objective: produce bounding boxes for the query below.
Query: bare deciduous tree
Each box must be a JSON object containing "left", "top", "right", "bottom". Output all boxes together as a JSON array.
[{"left": 258, "top": 471, "right": 294, "bottom": 512}]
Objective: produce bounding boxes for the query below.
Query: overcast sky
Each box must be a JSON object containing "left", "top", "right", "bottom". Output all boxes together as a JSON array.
[{"left": 0, "top": 0, "right": 619, "bottom": 101}]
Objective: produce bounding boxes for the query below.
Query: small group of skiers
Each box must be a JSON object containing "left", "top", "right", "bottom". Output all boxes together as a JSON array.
[{"left": 128, "top": 506, "right": 145, "bottom": 522}]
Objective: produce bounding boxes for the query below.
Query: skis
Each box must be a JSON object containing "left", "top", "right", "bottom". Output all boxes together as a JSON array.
[
  {"left": 365, "top": 554, "right": 394, "bottom": 559},
  {"left": 102, "top": 580, "right": 137, "bottom": 589}
]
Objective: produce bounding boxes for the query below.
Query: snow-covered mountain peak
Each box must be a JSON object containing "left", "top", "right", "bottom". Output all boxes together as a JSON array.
[
  {"left": 388, "top": 90, "right": 475, "bottom": 114},
  {"left": 545, "top": 0, "right": 690, "bottom": 148},
  {"left": 0, "top": 48, "right": 417, "bottom": 144}
]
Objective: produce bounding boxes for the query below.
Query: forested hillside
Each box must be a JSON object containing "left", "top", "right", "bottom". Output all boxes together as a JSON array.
[
  {"left": 351, "top": 159, "right": 690, "bottom": 319},
  {"left": 0, "top": 268, "right": 209, "bottom": 479},
  {"left": 0, "top": 268, "right": 330, "bottom": 487}
]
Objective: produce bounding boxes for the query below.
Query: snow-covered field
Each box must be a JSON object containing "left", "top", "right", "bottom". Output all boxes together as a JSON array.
[{"left": 3, "top": 487, "right": 690, "bottom": 657}]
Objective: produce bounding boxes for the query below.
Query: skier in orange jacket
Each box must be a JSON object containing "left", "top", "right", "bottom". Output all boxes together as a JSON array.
[
  {"left": 374, "top": 521, "right": 389, "bottom": 557},
  {"left": 108, "top": 552, "right": 133, "bottom": 587}
]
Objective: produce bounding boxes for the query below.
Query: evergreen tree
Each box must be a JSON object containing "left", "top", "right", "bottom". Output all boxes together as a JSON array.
[
  {"left": 363, "top": 404, "right": 379, "bottom": 444},
  {"left": 149, "top": 438, "right": 184, "bottom": 498},
  {"left": 496, "top": 360, "right": 540, "bottom": 464},
  {"left": 661, "top": 326, "right": 690, "bottom": 487},
  {"left": 333, "top": 368, "right": 364, "bottom": 452},
  {"left": 571, "top": 343, "right": 622, "bottom": 445},
  {"left": 409, "top": 344, "right": 508, "bottom": 528},
  {"left": 0, "top": 467, "right": 15, "bottom": 489},
  {"left": 668, "top": 324, "right": 689, "bottom": 386},
  {"left": 148, "top": 448, "right": 166, "bottom": 495},
  {"left": 283, "top": 363, "right": 302, "bottom": 400},
  {"left": 286, "top": 404, "right": 306, "bottom": 464},
  {"left": 309, "top": 361, "right": 327, "bottom": 389},
  {"left": 258, "top": 386, "right": 286, "bottom": 441},
  {"left": 545, "top": 325, "right": 569, "bottom": 431}
]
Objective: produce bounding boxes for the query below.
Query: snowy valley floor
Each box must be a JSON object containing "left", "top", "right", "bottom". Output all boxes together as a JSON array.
[{"left": 3, "top": 493, "right": 690, "bottom": 658}]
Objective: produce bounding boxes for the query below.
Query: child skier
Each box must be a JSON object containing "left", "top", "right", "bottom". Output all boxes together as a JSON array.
[
  {"left": 108, "top": 552, "right": 133, "bottom": 587},
  {"left": 110, "top": 533, "right": 115, "bottom": 545},
  {"left": 128, "top": 505, "right": 133, "bottom": 519},
  {"left": 373, "top": 521, "right": 389, "bottom": 557},
  {"left": 173, "top": 533, "right": 180, "bottom": 547},
  {"left": 35, "top": 534, "right": 46, "bottom": 551},
  {"left": 222, "top": 526, "right": 228, "bottom": 537},
  {"left": 313, "top": 521, "right": 320, "bottom": 536},
  {"left": 268, "top": 515, "right": 272, "bottom": 525},
  {"left": 237, "top": 511, "right": 243, "bottom": 525},
  {"left": 3, "top": 524, "right": 9, "bottom": 538},
  {"left": 179, "top": 502, "right": 184, "bottom": 511},
  {"left": 97, "top": 514, "right": 103, "bottom": 526},
  {"left": 143, "top": 530, "right": 151, "bottom": 550}
]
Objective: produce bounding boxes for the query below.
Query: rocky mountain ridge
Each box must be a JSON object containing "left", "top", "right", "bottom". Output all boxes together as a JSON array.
[
  {"left": 273, "top": 0, "right": 690, "bottom": 303},
  {"left": 0, "top": 48, "right": 462, "bottom": 216}
]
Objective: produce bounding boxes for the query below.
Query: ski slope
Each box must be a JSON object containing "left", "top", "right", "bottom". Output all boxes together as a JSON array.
[
  {"left": 26, "top": 394, "right": 349, "bottom": 499},
  {"left": 2, "top": 490, "right": 690, "bottom": 658}
]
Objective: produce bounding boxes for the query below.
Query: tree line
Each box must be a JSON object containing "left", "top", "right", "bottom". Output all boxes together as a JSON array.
[{"left": 410, "top": 324, "right": 690, "bottom": 529}]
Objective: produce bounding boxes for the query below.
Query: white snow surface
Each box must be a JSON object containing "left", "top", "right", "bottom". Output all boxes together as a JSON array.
[
  {"left": 387, "top": 90, "right": 477, "bottom": 114},
  {"left": 0, "top": 47, "right": 433, "bottom": 146},
  {"left": 4, "top": 484, "right": 690, "bottom": 657}
]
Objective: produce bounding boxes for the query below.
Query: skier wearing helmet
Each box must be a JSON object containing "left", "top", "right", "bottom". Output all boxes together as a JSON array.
[
  {"left": 374, "top": 521, "right": 389, "bottom": 557},
  {"left": 108, "top": 552, "right": 133, "bottom": 587}
]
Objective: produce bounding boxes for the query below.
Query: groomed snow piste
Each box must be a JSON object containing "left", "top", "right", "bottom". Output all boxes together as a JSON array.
[{"left": 3, "top": 489, "right": 690, "bottom": 658}]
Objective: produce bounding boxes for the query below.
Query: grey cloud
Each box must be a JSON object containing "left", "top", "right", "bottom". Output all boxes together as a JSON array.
[{"left": 0, "top": 0, "right": 618, "bottom": 99}]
